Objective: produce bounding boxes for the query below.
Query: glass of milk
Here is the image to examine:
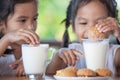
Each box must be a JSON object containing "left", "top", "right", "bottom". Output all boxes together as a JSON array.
[
  {"left": 82, "top": 39, "right": 109, "bottom": 70},
  {"left": 22, "top": 44, "right": 49, "bottom": 80}
]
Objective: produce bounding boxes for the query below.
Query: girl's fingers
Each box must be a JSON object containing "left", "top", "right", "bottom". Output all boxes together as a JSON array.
[
  {"left": 97, "top": 17, "right": 119, "bottom": 33},
  {"left": 16, "top": 35, "right": 30, "bottom": 44},
  {"left": 59, "top": 49, "right": 82, "bottom": 66},
  {"left": 72, "top": 50, "right": 83, "bottom": 57},
  {"left": 61, "top": 50, "right": 80, "bottom": 66},
  {"left": 23, "top": 29, "right": 40, "bottom": 44},
  {"left": 97, "top": 23, "right": 106, "bottom": 30},
  {"left": 69, "top": 50, "right": 76, "bottom": 66},
  {"left": 15, "top": 64, "right": 24, "bottom": 76},
  {"left": 22, "top": 36, "right": 31, "bottom": 43},
  {"left": 18, "top": 68, "right": 24, "bottom": 76},
  {"left": 15, "top": 68, "right": 19, "bottom": 76},
  {"left": 20, "top": 32, "right": 35, "bottom": 44},
  {"left": 22, "top": 72, "right": 25, "bottom": 76},
  {"left": 97, "top": 23, "right": 108, "bottom": 31},
  {"left": 19, "top": 30, "right": 36, "bottom": 44},
  {"left": 19, "top": 29, "right": 39, "bottom": 45},
  {"left": 99, "top": 24, "right": 109, "bottom": 32},
  {"left": 17, "top": 70, "right": 22, "bottom": 76},
  {"left": 9, "top": 60, "right": 20, "bottom": 69},
  {"left": 102, "top": 25, "right": 113, "bottom": 32},
  {"left": 63, "top": 51, "right": 71, "bottom": 65},
  {"left": 59, "top": 53, "right": 67, "bottom": 64},
  {"left": 10, "top": 60, "right": 24, "bottom": 76}
]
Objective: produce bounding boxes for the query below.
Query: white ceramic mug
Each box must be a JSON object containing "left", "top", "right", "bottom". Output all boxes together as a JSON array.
[{"left": 82, "top": 39, "right": 109, "bottom": 70}]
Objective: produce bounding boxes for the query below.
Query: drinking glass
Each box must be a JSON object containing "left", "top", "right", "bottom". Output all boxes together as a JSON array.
[
  {"left": 82, "top": 39, "right": 109, "bottom": 70},
  {"left": 22, "top": 44, "right": 49, "bottom": 80}
]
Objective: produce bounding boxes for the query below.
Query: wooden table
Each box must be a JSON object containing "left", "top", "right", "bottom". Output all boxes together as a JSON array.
[
  {"left": 0, "top": 76, "right": 55, "bottom": 80},
  {"left": 0, "top": 76, "right": 120, "bottom": 80},
  {"left": 0, "top": 76, "right": 27, "bottom": 80}
]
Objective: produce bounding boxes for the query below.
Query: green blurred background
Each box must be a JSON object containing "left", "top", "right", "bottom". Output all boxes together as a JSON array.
[
  {"left": 37, "top": 0, "right": 76, "bottom": 42},
  {"left": 37, "top": 0, "right": 120, "bottom": 43}
]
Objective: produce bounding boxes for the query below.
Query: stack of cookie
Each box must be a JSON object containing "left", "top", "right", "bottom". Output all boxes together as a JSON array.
[{"left": 56, "top": 66, "right": 112, "bottom": 77}]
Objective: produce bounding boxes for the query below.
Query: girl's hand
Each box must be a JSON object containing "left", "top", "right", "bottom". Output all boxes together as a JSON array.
[
  {"left": 96, "top": 17, "right": 120, "bottom": 38},
  {"left": 4, "top": 28, "right": 40, "bottom": 45},
  {"left": 9, "top": 60, "right": 25, "bottom": 76},
  {"left": 58, "top": 49, "right": 82, "bottom": 66}
]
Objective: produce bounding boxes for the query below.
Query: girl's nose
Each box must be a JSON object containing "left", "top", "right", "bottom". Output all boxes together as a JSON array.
[{"left": 27, "top": 25, "right": 35, "bottom": 31}]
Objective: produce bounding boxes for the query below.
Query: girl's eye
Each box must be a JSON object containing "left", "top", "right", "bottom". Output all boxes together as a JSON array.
[
  {"left": 79, "top": 22, "right": 87, "bottom": 25},
  {"left": 33, "top": 17, "right": 37, "bottom": 21},
  {"left": 20, "top": 19, "right": 26, "bottom": 23}
]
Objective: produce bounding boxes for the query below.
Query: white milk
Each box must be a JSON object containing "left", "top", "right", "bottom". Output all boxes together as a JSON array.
[
  {"left": 82, "top": 39, "right": 109, "bottom": 70},
  {"left": 22, "top": 44, "right": 49, "bottom": 74}
]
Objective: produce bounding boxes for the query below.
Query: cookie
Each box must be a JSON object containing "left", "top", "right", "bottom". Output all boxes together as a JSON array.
[
  {"left": 64, "top": 66, "right": 78, "bottom": 73},
  {"left": 95, "top": 68, "right": 112, "bottom": 77},
  {"left": 55, "top": 66, "right": 78, "bottom": 77},
  {"left": 77, "top": 68, "right": 97, "bottom": 77},
  {"left": 87, "top": 26, "right": 108, "bottom": 40}
]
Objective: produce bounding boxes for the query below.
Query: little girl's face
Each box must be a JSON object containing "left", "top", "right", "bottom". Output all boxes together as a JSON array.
[
  {"left": 73, "top": 1, "right": 108, "bottom": 42},
  {"left": 4, "top": 1, "right": 38, "bottom": 33}
]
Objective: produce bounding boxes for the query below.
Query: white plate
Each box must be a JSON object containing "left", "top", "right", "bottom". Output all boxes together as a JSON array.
[{"left": 54, "top": 76, "right": 110, "bottom": 80}]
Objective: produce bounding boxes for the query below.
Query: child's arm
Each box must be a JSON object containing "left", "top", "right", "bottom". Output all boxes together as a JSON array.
[
  {"left": 46, "top": 52, "right": 67, "bottom": 75},
  {"left": 114, "top": 48, "right": 120, "bottom": 77},
  {"left": 46, "top": 48, "right": 81, "bottom": 75},
  {"left": 0, "top": 35, "right": 10, "bottom": 56},
  {"left": 115, "top": 28, "right": 120, "bottom": 43},
  {"left": 112, "top": 22, "right": 120, "bottom": 43},
  {"left": 0, "top": 29, "right": 40, "bottom": 56}
]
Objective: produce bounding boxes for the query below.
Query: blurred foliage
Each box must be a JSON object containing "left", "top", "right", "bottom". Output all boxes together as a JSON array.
[
  {"left": 36, "top": 0, "right": 76, "bottom": 42},
  {"left": 37, "top": 0, "right": 120, "bottom": 42}
]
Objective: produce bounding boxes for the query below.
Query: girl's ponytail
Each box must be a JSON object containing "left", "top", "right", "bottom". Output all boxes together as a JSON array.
[
  {"left": 62, "top": 0, "right": 72, "bottom": 47},
  {"left": 63, "top": 27, "right": 69, "bottom": 47}
]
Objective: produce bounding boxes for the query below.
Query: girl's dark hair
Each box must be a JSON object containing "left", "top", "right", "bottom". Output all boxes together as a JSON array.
[
  {"left": 62, "top": 0, "right": 73, "bottom": 47},
  {"left": 62, "top": 0, "right": 118, "bottom": 47},
  {"left": 0, "top": 0, "right": 37, "bottom": 55},
  {"left": 0, "top": 0, "right": 37, "bottom": 23}
]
